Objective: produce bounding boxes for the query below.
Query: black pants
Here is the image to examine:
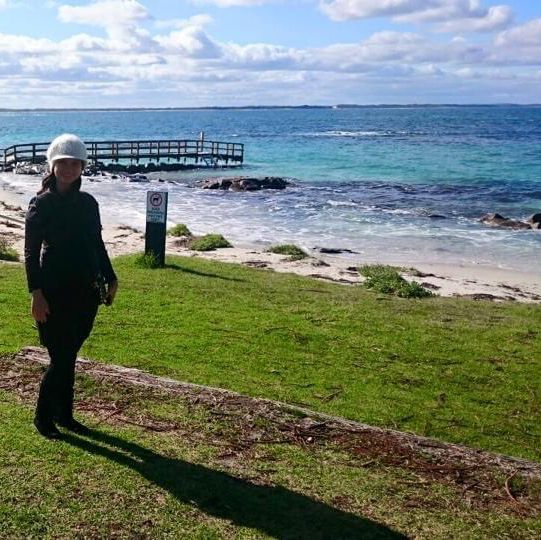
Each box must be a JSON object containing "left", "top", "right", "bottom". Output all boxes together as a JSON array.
[{"left": 36, "top": 284, "right": 99, "bottom": 423}]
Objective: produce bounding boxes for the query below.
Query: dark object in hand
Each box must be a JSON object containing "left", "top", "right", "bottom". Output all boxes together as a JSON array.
[{"left": 94, "top": 274, "right": 111, "bottom": 306}]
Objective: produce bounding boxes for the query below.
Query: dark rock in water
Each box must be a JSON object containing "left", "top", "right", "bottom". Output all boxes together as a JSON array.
[
  {"left": 428, "top": 214, "right": 446, "bottom": 220},
  {"left": 412, "top": 271, "right": 437, "bottom": 278},
  {"left": 201, "top": 176, "right": 289, "bottom": 191},
  {"left": 526, "top": 213, "right": 541, "bottom": 230},
  {"left": 126, "top": 174, "right": 149, "bottom": 183},
  {"left": 480, "top": 213, "right": 531, "bottom": 230},
  {"left": 421, "top": 282, "right": 440, "bottom": 290},
  {"left": 316, "top": 247, "right": 360, "bottom": 254},
  {"left": 202, "top": 178, "right": 231, "bottom": 190},
  {"left": 318, "top": 247, "right": 342, "bottom": 254},
  {"left": 108, "top": 163, "right": 127, "bottom": 172},
  {"left": 481, "top": 212, "right": 506, "bottom": 223},
  {"left": 84, "top": 164, "right": 101, "bottom": 176}
]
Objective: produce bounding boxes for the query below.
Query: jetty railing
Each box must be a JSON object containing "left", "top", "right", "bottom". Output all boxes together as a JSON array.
[{"left": 1, "top": 138, "right": 244, "bottom": 169}]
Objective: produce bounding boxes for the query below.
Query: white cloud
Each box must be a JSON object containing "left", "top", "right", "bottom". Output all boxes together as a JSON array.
[
  {"left": 155, "top": 26, "right": 222, "bottom": 58},
  {"left": 0, "top": 1, "right": 539, "bottom": 106},
  {"left": 58, "top": 0, "right": 154, "bottom": 52},
  {"left": 154, "top": 14, "right": 213, "bottom": 30},
  {"left": 311, "top": 31, "right": 486, "bottom": 68},
  {"left": 58, "top": 0, "right": 150, "bottom": 27},
  {"left": 0, "top": 33, "right": 56, "bottom": 54},
  {"left": 320, "top": 0, "right": 436, "bottom": 21},
  {"left": 489, "top": 18, "right": 541, "bottom": 67},
  {"left": 401, "top": 4, "right": 513, "bottom": 32},
  {"left": 190, "top": 0, "right": 268, "bottom": 6},
  {"left": 152, "top": 12, "right": 221, "bottom": 58},
  {"left": 59, "top": 33, "right": 108, "bottom": 52},
  {"left": 222, "top": 42, "right": 305, "bottom": 69},
  {"left": 495, "top": 18, "right": 541, "bottom": 48},
  {"left": 320, "top": 0, "right": 513, "bottom": 32}
]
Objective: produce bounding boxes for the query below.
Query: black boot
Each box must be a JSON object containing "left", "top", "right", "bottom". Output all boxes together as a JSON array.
[
  {"left": 56, "top": 378, "right": 90, "bottom": 435},
  {"left": 35, "top": 370, "right": 61, "bottom": 439},
  {"left": 34, "top": 416, "right": 61, "bottom": 439}
]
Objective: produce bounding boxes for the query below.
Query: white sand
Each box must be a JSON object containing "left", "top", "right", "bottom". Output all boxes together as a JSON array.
[{"left": 2, "top": 185, "right": 540, "bottom": 302}]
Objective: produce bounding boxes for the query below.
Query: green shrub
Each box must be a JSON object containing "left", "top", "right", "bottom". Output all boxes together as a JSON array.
[
  {"left": 0, "top": 237, "right": 19, "bottom": 262},
  {"left": 267, "top": 244, "right": 308, "bottom": 261},
  {"left": 134, "top": 251, "right": 161, "bottom": 269},
  {"left": 189, "top": 234, "right": 232, "bottom": 251},
  {"left": 168, "top": 223, "right": 192, "bottom": 237},
  {"left": 358, "top": 264, "right": 433, "bottom": 298}
]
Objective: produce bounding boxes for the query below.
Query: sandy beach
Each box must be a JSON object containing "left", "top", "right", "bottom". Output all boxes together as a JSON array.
[{"left": 2, "top": 185, "right": 540, "bottom": 303}]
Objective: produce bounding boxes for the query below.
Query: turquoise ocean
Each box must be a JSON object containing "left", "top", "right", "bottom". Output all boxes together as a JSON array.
[{"left": 1, "top": 106, "right": 540, "bottom": 271}]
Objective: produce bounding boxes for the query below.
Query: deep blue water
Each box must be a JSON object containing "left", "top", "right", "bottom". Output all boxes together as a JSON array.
[{"left": 1, "top": 106, "right": 540, "bottom": 270}]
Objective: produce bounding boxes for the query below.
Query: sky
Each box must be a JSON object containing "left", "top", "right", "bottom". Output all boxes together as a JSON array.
[{"left": 0, "top": 0, "right": 540, "bottom": 108}]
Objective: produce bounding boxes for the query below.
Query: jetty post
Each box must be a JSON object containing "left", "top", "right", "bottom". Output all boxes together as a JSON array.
[{"left": 145, "top": 191, "right": 168, "bottom": 267}]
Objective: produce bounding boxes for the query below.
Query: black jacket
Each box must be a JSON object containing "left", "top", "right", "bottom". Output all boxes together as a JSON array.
[{"left": 25, "top": 189, "right": 117, "bottom": 293}]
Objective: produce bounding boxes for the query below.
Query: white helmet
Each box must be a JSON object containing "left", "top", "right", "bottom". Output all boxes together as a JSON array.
[{"left": 47, "top": 133, "right": 88, "bottom": 169}]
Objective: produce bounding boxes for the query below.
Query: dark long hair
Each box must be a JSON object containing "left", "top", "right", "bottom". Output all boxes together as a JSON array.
[{"left": 37, "top": 172, "right": 82, "bottom": 195}]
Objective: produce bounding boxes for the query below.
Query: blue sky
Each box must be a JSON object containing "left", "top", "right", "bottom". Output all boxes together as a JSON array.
[{"left": 0, "top": 0, "right": 540, "bottom": 107}]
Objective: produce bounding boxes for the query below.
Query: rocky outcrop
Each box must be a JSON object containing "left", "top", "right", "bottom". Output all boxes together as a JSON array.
[
  {"left": 14, "top": 162, "right": 46, "bottom": 175},
  {"left": 480, "top": 213, "right": 533, "bottom": 230},
  {"left": 6, "top": 160, "right": 211, "bottom": 176},
  {"left": 201, "top": 176, "right": 290, "bottom": 191},
  {"left": 526, "top": 213, "right": 541, "bottom": 230}
]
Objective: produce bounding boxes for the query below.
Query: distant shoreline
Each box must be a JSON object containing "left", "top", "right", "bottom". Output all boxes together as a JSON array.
[{"left": 1, "top": 104, "right": 540, "bottom": 113}]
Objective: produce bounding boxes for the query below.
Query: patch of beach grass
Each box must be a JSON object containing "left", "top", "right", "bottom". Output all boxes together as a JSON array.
[
  {"left": 267, "top": 244, "right": 308, "bottom": 261},
  {"left": 189, "top": 234, "right": 232, "bottom": 251},
  {"left": 1, "top": 256, "right": 540, "bottom": 462},
  {"left": 134, "top": 251, "right": 161, "bottom": 269},
  {"left": 167, "top": 223, "right": 192, "bottom": 237},
  {"left": 359, "top": 264, "right": 433, "bottom": 298},
  {"left": 0, "top": 236, "right": 19, "bottom": 262}
]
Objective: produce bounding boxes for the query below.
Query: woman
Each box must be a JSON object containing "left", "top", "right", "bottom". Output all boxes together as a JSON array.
[{"left": 24, "top": 133, "right": 118, "bottom": 439}]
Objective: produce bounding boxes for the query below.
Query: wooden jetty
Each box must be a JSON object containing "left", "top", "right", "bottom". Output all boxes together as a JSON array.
[{"left": 0, "top": 138, "right": 244, "bottom": 170}]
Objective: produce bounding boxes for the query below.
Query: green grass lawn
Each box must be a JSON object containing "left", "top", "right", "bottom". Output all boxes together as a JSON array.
[
  {"left": 1, "top": 365, "right": 539, "bottom": 539},
  {"left": 1, "top": 255, "right": 540, "bottom": 461}
]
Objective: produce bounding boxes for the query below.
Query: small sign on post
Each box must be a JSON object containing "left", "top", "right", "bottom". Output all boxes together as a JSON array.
[{"left": 145, "top": 191, "right": 168, "bottom": 267}]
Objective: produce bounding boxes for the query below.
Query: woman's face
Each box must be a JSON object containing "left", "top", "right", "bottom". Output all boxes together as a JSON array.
[{"left": 53, "top": 158, "right": 83, "bottom": 191}]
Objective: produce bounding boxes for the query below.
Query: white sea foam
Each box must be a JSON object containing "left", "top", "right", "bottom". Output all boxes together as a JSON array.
[
  {"left": 326, "top": 199, "right": 359, "bottom": 208},
  {"left": 1, "top": 171, "right": 540, "bottom": 272},
  {"left": 307, "top": 130, "right": 386, "bottom": 138}
]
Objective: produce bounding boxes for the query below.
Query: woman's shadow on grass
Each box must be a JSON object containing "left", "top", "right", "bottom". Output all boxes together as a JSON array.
[
  {"left": 165, "top": 262, "right": 245, "bottom": 282},
  {"left": 64, "top": 429, "right": 406, "bottom": 539}
]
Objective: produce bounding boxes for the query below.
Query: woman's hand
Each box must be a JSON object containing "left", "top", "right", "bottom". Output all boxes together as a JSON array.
[
  {"left": 31, "top": 289, "right": 50, "bottom": 323},
  {"left": 105, "top": 280, "right": 118, "bottom": 306}
]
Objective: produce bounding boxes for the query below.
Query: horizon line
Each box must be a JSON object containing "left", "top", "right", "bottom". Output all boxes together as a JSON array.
[{"left": 1, "top": 103, "right": 540, "bottom": 112}]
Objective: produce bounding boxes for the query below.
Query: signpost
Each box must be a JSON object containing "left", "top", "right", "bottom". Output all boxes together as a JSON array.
[{"left": 145, "top": 191, "right": 168, "bottom": 267}]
